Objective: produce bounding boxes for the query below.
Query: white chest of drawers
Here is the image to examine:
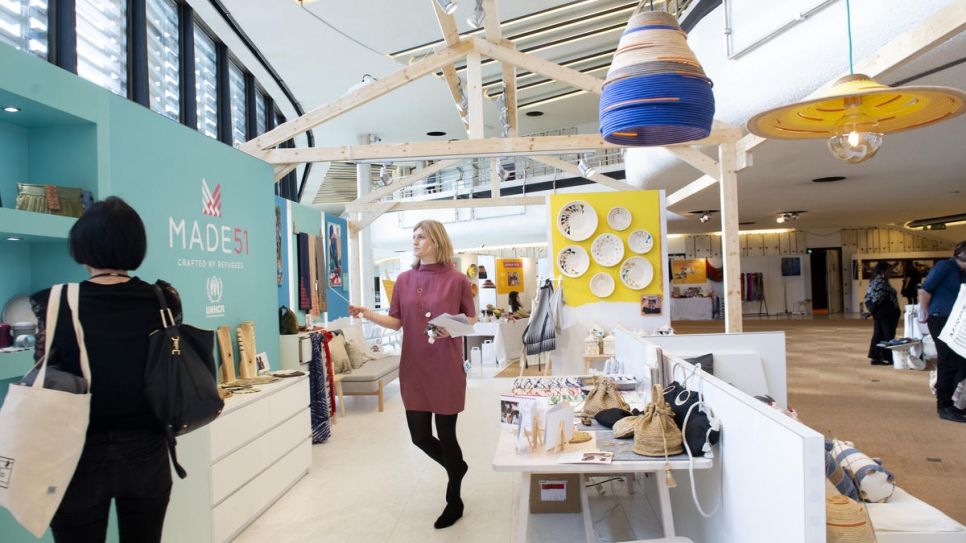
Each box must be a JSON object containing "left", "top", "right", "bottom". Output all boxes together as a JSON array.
[{"left": 162, "top": 375, "right": 312, "bottom": 543}]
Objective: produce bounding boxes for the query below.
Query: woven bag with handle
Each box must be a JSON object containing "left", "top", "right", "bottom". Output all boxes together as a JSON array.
[
  {"left": 632, "top": 384, "right": 685, "bottom": 487},
  {"left": 826, "top": 494, "right": 877, "bottom": 543},
  {"left": 582, "top": 375, "right": 630, "bottom": 417}
]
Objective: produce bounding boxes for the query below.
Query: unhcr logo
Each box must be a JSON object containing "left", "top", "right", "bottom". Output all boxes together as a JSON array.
[{"left": 206, "top": 275, "right": 225, "bottom": 318}]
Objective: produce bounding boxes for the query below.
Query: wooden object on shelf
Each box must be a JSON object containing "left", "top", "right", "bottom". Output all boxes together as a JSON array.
[
  {"left": 236, "top": 321, "right": 258, "bottom": 379},
  {"left": 216, "top": 326, "right": 236, "bottom": 383}
]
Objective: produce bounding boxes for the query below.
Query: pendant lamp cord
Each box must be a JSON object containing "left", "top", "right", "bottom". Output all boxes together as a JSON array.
[{"left": 846, "top": 0, "right": 854, "bottom": 74}]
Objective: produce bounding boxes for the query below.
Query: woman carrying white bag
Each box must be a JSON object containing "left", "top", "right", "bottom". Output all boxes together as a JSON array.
[{"left": 1, "top": 197, "right": 183, "bottom": 542}]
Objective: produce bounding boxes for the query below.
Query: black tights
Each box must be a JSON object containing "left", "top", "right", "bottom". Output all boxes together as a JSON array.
[{"left": 406, "top": 410, "right": 466, "bottom": 504}]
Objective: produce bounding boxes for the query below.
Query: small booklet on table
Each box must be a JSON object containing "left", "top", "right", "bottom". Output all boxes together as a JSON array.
[{"left": 428, "top": 313, "right": 475, "bottom": 338}]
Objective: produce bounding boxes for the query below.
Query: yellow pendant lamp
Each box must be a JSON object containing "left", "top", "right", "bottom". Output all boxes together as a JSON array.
[{"left": 746, "top": 0, "right": 966, "bottom": 164}]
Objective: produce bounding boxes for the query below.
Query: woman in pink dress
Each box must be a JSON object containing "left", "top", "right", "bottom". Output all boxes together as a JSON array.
[{"left": 348, "top": 220, "right": 476, "bottom": 529}]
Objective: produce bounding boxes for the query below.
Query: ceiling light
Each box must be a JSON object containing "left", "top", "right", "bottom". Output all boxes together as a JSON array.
[
  {"left": 291, "top": 0, "right": 320, "bottom": 5},
  {"left": 3, "top": 106, "right": 20, "bottom": 113},
  {"left": 775, "top": 211, "right": 805, "bottom": 223},
  {"left": 812, "top": 176, "right": 846, "bottom": 183},
  {"left": 577, "top": 155, "right": 596, "bottom": 178},
  {"left": 426, "top": 131, "right": 446, "bottom": 137},
  {"left": 6, "top": 236, "right": 24, "bottom": 241},
  {"left": 467, "top": 0, "right": 485, "bottom": 28},
  {"left": 906, "top": 213, "right": 966, "bottom": 230},
  {"left": 435, "top": 0, "right": 458, "bottom": 16},
  {"left": 747, "top": 0, "right": 966, "bottom": 164},
  {"left": 380, "top": 163, "right": 393, "bottom": 185},
  {"left": 525, "top": 111, "right": 544, "bottom": 117},
  {"left": 699, "top": 212, "right": 712, "bottom": 223}
]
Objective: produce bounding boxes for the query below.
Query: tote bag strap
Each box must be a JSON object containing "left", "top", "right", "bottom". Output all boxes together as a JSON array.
[
  {"left": 64, "top": 283, "right": 92, "bottom": 388},
  {"left": 34, "top": 284, "right": 92, "bottom": 389}
]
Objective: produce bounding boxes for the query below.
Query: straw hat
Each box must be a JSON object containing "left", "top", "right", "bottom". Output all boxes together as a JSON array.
[{"left": 826, "top": 495, "right": 877, "bottom": 543}]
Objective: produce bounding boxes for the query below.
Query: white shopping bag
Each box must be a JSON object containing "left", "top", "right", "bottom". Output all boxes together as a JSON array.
[
  {"left": 481, "top": 339, "right": 496, "bottom": 364},
  {"left": 938, "top": 284, "right": 966, "bottom": 358},
  {"left": 0, "top": 284, "right": 91, "bottom": 537}
]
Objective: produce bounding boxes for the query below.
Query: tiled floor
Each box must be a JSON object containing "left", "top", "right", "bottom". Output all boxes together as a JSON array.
[{"left": 232, "top": 363, "right": 667, "bottom": 543}]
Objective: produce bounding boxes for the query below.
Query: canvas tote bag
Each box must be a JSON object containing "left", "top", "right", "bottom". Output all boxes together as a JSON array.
[
  {"left": 0, "top": 283, "right": 91, "bottom": 537},
  {"left": 938, "top": 284, "right": 966, "bottom": 358}
]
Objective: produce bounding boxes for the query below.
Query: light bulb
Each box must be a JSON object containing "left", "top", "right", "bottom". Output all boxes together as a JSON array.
[
  {"left": 828, "top": 108, "right": 883, "bottom": 164},
  {"left": 776, "top": 215, "right": 785, "bottom": 224}
]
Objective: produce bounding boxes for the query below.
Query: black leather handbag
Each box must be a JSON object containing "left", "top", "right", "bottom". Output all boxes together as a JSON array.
[{"left": 144, "top": 285, "right": 224, "bottom": 478}]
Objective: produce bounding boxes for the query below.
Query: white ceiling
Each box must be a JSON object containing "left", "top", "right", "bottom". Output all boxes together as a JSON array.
[{"left": 221, "top": 0, "right": 966, "bottom": 249}]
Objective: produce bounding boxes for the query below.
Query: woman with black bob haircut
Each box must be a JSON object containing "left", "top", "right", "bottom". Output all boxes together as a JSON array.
[{"left": 30, "top": 196, "right": 182, "bottom": 543}]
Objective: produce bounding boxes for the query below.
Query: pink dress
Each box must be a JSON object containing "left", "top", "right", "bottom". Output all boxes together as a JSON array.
[{"left": 389, "top": 262, "right": 476, "bottom": 414}]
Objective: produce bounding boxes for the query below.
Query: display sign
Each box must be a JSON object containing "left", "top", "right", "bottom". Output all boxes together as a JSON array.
[
  {"left": 496, "top": 258, "right": 524, "bottom": 294},
  {"left": 672, "top": 259, "right": 706, "bottom": 284}
]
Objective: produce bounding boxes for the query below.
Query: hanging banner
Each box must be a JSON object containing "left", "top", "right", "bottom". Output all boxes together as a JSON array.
[
  {"left": 496, "top": 258, "right": 524, "bottom": 294},
  {"left": 672, "top": 259, "right": 706, "bottom": 284}
]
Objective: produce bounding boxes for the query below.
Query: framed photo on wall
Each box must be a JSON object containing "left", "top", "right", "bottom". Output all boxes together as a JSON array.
[
  {"left": 641, "top": 295, "right": 662, "bottom": 315},
  {"left": 326, "top": 222, "right": 343, "bottom": 288}
]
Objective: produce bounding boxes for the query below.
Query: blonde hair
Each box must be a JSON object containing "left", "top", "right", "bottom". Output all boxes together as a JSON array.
[{"left": 411, "top": 220, "right": 455, "bottom": 269}]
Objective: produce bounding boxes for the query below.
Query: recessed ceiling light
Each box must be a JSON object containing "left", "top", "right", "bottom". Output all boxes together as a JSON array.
[
  {"left": 3, "top": 106, "right": 20, "bottom": 113},
  {"left": 812, "top": 176, "right": 846, "bottom": 183},
  {"left": 426, "top": 131, "right": 446, "bottom": 137},
  {"left": 739, "top": 221, "right": 756, "bottom": 226},
  {"left": 6, "top": 236, "right": 24, "bottom": 241},
  {"left": 525, "top": 111, "right": 544, "bottom": 117}
]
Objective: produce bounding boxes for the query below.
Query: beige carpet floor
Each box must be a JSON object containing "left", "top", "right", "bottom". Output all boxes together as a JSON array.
[{"left": 497, "top": 316, "right": 966, "bottom": 525}]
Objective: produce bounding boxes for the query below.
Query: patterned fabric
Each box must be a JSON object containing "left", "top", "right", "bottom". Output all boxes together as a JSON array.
[
  {"left": 309, "top": 333, "right": 331, "bottom": 443},
  {"left": 864, "top": 276, "right": 899, "bottom": 309},
  {"left": 297, "top": 233, "right": 311, "bottom": 310},
  {"left": 523, "top": 280, "right": 557, "bottom": 355},
  {"left": 828, "top": 438, "right": 895, "bottom": 503}
]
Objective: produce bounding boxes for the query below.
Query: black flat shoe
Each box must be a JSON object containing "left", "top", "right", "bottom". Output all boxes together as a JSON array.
[
  {"left": 434, "top": 500, "right": 464, "bottom": 529},
  {"left": 938, "top": 407, "right": 966, "bottom": 423},
  {"left": 870, "top": 359, "right": 892, "bottom": 366}
]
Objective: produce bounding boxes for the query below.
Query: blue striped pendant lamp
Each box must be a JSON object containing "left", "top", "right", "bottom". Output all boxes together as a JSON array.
[{"left": 599, "top": 9, "right": 715, "bottom": 146}]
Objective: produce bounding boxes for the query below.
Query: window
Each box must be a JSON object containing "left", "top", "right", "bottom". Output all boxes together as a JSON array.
[
  {"left": 194, "top": 24, "right": 217, "bottom": 138},
  {"left": 76, "top": 0, "right": 127, "bottom": 97},
  {"left": 228, "top": 58, "right": 246, "bottom": 146},
  {"left": 0, "top": 0, "right": 48, "bottom": 58},
  {"left": 255, "top": 88, "right": 266, "bottom": 136},
  {"left": 146, "top": 0, "right": 179, "bottom": 121}
]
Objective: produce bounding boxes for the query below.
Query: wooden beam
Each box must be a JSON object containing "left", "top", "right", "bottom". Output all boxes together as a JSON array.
[
  {"left": 349, "top": 196, "right": 544, "bottom": 213},
  {"left": 665, "top": 147, "right": 720, "bottom": 181},
  {"left": 352, "top": 159, "right": 462, "bottom": 206},
  {"left": 239, "top": 40, "right": 474, "bottom": 153},
  {"left": 501, "top": 44, "right": 518, "bottom": 138},
  {"left": 666, "top": 175, "right": 717, "bottom": 207},
  {"left": 261, "top": 128, "right": 742, "bottom": 163},
  {"left": 349, "top": 202, "right": 398, "bottom": 233},
  {"left": 471, "top": 37, "right": 604, "bottom": 95},
  {"left": 481, "top": 0, "right": 502, "bottom": 44},
  {"left": 274, "top": 163, "right": 298, "bottom": 182},
  {"left": 432, "top": 0, "right": 470, "bottom": 136},
  {"left": 490, "top": 157, "right": 501, "bottom": 198},
  {"left": 530, "top": 155, "right": 638, "bottom": 192},
  {"left": 466, "top": 51, "right": 484, "bottom": 138},
  {"left": 718, "top": 142, "right": 742, "bottom": 333}
]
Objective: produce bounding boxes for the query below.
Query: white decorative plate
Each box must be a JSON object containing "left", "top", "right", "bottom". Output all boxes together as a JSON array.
[
  {"left": 619, "top": 257, "right": 655, "bottom": 290},
  {"left": 2, "top": 296, "right": 36, "bottom": 325},
  {"left": 557, "top": 245, "right": 590, "bottom": 278},
  {"left": 557, "top": 200, "right": 598, "bottom": 241},
  {"left": 589, "top": 272, "right": 615, "bottom": 298},
  {"left": 628, "top": 229, "right": 654, "bottom": 254},
  {"left": 590, "top": 233, "right": 624, "bottom": 267},
  {"left": 607, "top": 206, "right": 632, "bottom": 231}
]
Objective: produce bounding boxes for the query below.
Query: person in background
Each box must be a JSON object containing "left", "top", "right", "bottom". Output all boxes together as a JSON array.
[
  {"left": 30, "top": 196, "right": 181, "bottom": 543},
  {"left": 347, "top": 219, "right": 476, "bottom": 529},
  {"left": 862, "top": 261, "right": 900, "bottom": 366},
  {"left": 918, "top": 240, "right": 966, "bottom": 423},
  {"left": 508, "top": 290, "right": 530, "bottom": 318},
  {"left": 901, "top": 262, "right": 922, "bottom": 305}
]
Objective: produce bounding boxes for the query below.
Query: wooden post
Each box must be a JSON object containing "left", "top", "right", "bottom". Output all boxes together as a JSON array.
[{"left": 718, "top": 142, "right": 742, "bottom": 333}]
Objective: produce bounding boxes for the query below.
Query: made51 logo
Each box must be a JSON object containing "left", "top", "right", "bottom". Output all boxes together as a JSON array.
[{"left": 202, "top": 178, "right": 222, "bottom": 217}]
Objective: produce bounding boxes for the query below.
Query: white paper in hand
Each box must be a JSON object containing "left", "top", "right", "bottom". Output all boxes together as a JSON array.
[{"left": 429, "top": 313, "right": 475, "bottom": 338}]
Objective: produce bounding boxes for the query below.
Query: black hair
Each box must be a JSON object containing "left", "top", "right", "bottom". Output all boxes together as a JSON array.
[
  {"left": 871, "top": 261, "right": 892, "bottom": 279},
  {"left": 509, "top": 291, "right": 521, "bottom": 312},
  {"left": 69, "top": 196, "right": 147, "bottom": 270}
]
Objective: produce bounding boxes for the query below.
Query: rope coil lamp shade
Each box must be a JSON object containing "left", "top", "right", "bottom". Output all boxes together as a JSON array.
[
  {"left": 747, "top": 73, "right": 966, "bottom": 164},
  {"left": 599, "top": 9, "right": 715, "bottom": 146}
]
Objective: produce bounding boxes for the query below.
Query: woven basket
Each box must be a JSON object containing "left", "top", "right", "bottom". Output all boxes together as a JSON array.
[
  {"left": 826, "top": 495, "right": 877, "bottom": 543},
  {"left": 631, "top": 384, "right": 684, "bottom": 457},
  {"left": 582, "top": 375, "right": 630, "bottom": 417},
  {"left": 612, "top": 415, "right": 639, "bottom": 438}
]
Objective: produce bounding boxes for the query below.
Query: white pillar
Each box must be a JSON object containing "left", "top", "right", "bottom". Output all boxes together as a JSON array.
[{"left": 719, "top": 142, "right": 742, "bottom": 333}]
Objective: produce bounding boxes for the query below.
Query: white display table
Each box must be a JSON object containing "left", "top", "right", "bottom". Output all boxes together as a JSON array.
[
  {"left": 492, "top": 427, "right": 710, "bottom": 543},
  {"left": 464, "top": 318, "right": 529, "bottom": 364},
  {"left": 669, "top": 297, "right": 713, "bottom": 320}
]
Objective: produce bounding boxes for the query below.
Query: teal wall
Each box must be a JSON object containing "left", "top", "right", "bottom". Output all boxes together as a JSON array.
[{"left": 0, "top": 43, "right": 277, "bottom": 541}]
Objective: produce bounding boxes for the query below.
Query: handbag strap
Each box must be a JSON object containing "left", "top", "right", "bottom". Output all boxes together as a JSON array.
[
  {"left": 35, "top": 283, "right": 92, "bottom": 389},
  {"left": 151, "top": 284, "right": 177, "bottom": 329}
]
